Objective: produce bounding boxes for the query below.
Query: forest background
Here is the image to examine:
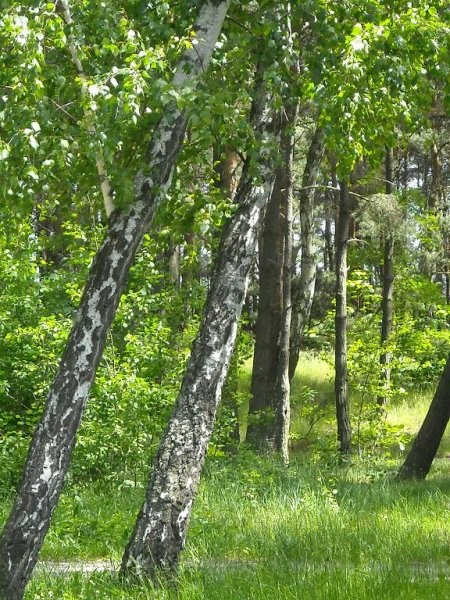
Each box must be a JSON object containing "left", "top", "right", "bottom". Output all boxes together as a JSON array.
[{"left": 0, "top": 1, "right": 449, "bottom": 598}]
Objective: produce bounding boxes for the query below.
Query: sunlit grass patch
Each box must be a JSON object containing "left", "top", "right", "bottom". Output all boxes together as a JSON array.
[{"left": 389, "top": 394, "right": 450, "bottom": 456}]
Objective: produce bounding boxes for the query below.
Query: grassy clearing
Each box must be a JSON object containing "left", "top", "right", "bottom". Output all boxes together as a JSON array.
[
  {"left": 241, "top": 352, "right": 450, "bottom": 456},
  {"left": 2, "top": 352, "right": 450, "bottom": 598}
]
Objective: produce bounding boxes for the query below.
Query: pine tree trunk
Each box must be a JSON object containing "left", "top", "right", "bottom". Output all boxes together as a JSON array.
[
  {"left": 379, "top": 147, "right": 395, "bottom": 405},
  {"left": 274, "top": 103, "right": 298, "bottom": 465},
  {"left": 121, "top": 80, "right": 277, "bottom": 579},
  {"left": 445, "top": 270, "right": 450, "bottom": 305},
  {"left": 429, "top": 140, "right": 441, "bottom": 212},
  {"left": 324, "top": 196, "right": 335, "bottom": 272},
  {"left": 335, "top": 181, "right": 352, "bottom": 454},
  {"left": 397, "top": 353, "right": 450, "bottom": 479},
  {"left": 288, "top": 127, "right": 325, "bottom": 381},
  {"left": 247, "top": 173, "right": 284, "bottom": 446},
  {"left": 0, "top": 3, "right": 229, "bottom": 598}
]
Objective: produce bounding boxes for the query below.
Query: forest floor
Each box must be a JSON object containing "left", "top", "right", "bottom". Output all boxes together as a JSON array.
[{"left": 2, "top": 353, "right": 450, "bottom": 599}]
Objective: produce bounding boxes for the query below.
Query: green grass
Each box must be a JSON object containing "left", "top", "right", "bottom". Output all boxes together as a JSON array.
[
  {"left": 2, "top": 352, "right": 450, "bottom": 598},
  {"left": 23, "top": 456, "right": 450, "bottom": 598}
]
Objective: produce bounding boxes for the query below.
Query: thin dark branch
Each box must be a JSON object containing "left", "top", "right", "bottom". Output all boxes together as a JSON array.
[
  {"left": 49, "top": 98, "right": 78, "bottom": 122},
  {"left": 225, "top": 15, "right": 257, "bottom": 36},
  {"left": 296, "top": 184, "right": 368, "bottom": 200}
]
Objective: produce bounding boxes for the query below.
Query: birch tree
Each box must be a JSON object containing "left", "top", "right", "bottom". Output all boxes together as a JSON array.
[
  {"left": 289, "top": 126, "right": 325, "bottom": 380},
  {"left": 121, "top": 67, "right": 278, "bottom": 580},
  {"left": 273, "top": 104, "right": 297, "bottom": 465},
  {"left": 0, "top": 2, "right": 229, "bottom": 597},
  {"left": 273, "top": 2, "right": 298, "bottom": 464},
  {"left": 379, "top": 147, "right": 395, "bottom": 405}
]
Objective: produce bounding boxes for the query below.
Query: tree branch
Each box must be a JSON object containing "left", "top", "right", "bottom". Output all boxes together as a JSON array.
[{"left": 57, "top": 0, "right": 115, "bottom": 219}]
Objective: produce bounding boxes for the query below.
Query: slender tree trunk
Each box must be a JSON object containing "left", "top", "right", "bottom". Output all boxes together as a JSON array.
[
  {"left": 247, "top": 173, "right": 284, "bottom": 446},
  {"left": 274, "top": 102, "right": 298, "bottom": 465},
  {"left": 57, "top": 0, "right": 115, "bottom": 218},
  {"left": 324, "top": 216, "right": 333, "bottom": 271},
  {"left": 214, "top": 146, "right": 243, "bottom": 442},
  {"left": 168, "top": 241, "right": 181, "bottom": 287},
  {"left": 397, "top": 353, "right": 450, "bottom": 479},
  {"left": 335, "top": 181, "right": 352, "bottom": 454},
  {"left": 445, "top": 269, "right": 450, "bottom": 305},
  {"left": 429, "top": 140, "right": 441, "bottom": 212},
  {"left": 331, "top": 162, "right": 340, "bottom": 262},
  {"left": 0, "top": 3, "right": 229, "bottom": 598},
  {"left": 324, "top": 183, "right": 335, "bottom": 272},
  {"left": 430, "top": 131, "right": 449, "bottom": 303},
  {"left": 121, "top": 80, "right": 277, "bottom": 579},
  {"left": 379, "top": 147, "right": 395, "bottom": 405},
  {"left": 288, "top": 127, "right": 325, "bottom": 381}
]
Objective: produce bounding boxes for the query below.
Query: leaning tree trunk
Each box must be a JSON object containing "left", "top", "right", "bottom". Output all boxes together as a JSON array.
[
  {"left": 274, "top": 101, "right": 298, "bottom": 465},
  {"left": 335, "top": 181, "right": 352, "bottom": 454},
  {"left": 288, "top": 126, "right": 325, "bottom": 381},
  {"left": 0, "top": 3, "right": 229, "bottom": 598},
  {"left": 397, "top": 353, "right": 450, "bottom": 479},
  {"left": 121, "top": 78, "right": 277, "bottom": 579},
  {"left": 247, "top": 172, "right": 284, "bottom": 446},
  {"left": 379, "top": 147, "right": 395, "bottom": 405}
]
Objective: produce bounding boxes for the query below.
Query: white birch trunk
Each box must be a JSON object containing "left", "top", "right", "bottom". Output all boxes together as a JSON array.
[
  {"left": 274, "top": 105, "right": 297, "bottom": 466},
  {"left": 273, "top": 3, "right": 297, "bottom": 465},
  {"left": 121, "top": 76, "right": 277, "bottom": 581},
  {"left": 289, "top": 126, "right": 325, "bottom": 380},
  {"left": 379, "top": 147, "right": 395, "bottom": 405},
  {"left": 335, "top": 181, "right": 352, "bottom": 454}
]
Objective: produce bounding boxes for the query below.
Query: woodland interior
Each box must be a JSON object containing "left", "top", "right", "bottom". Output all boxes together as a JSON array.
[{"left": 0, "top": 1, "right": 449, "bottom": 599}]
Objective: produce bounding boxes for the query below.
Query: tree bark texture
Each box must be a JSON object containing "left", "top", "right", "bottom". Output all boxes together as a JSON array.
[
  {"left": 213, "top": 146, "right": 240, "bottom": 200},
  {"left": 397, "top": 353, "right": 450, "bottom": 479},
  {"left": 379, "top": 147, "right": 395, "bottom": 405},
  {"left": 335, "top": 181, "right": 352, "bottom": 454},
  {"left": 430, "top": 134, "right": 449, "bottom": 301},
  {"left": 213, "top": 147, "right": 244, "bottom": 441},
  {"left": 429, "top": 141, "right": 442, "bottom": 213},
  {"left": 288, "top": 127, "right": 325, "bottom": 381},
  {"left": 0, "top": 3, "right": 229, "bottom": 598},
  {"left": 247, "top": 173, "right": 285, "bottom": 445},
  {"left": 324, "top": 195, "right": 335, "bottom": 272},
  {"left": 274, "top": 104, "right": 298, "bottom": 465},
  {"left": 121, "top": 82, "right": 277, "bottom": 579}
]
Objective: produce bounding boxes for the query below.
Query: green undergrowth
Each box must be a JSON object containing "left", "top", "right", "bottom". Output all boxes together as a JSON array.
[
  {"left": 21, "top": 454, "right": 450, "bottom": 598},
  {"left": 240, "top": 352, "right": 450, "bottom": 458}
]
